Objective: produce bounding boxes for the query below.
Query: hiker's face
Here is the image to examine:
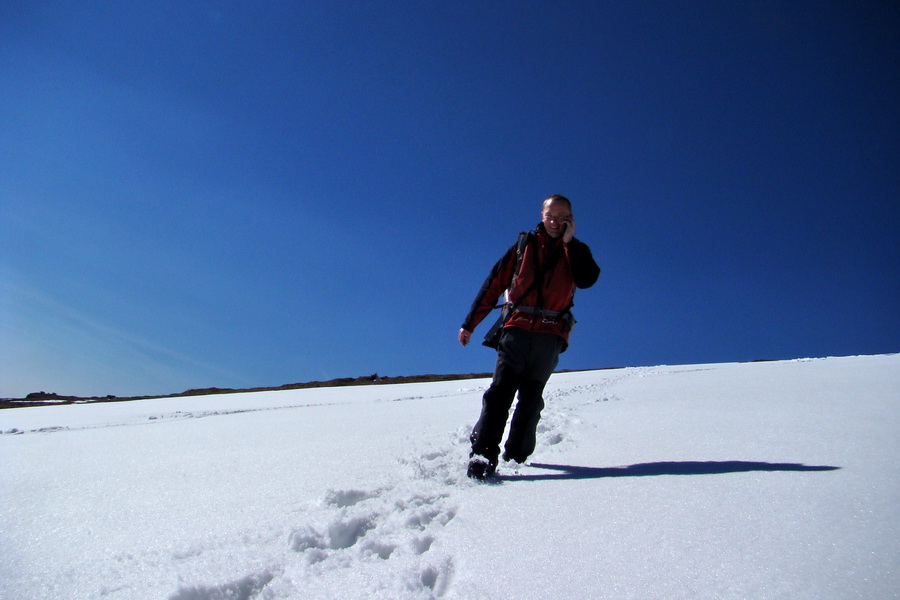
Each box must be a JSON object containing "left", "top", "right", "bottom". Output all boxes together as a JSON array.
[{"left": 542, "top": 201, "right": 572, "bottom": 239}]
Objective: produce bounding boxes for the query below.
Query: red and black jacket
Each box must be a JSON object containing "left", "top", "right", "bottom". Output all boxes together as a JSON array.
[{"left": 462, "top": 223, "right": 600, "bottom": 346}]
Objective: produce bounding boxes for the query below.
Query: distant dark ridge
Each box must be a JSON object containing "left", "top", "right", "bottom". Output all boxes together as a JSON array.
[
  {"left": 0, "top": 366, "right": 632, "bottom": 409},
  {"left": 18, "top": 359, "right": 833, "bottom": 409},
  {"left": 0, "top": 372, "right": 495, "bottom": 409}
]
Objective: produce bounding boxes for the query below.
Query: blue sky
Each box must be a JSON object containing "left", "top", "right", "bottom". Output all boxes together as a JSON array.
[{"left": 1, "top": 1, "right": 897, "bottom": 398}]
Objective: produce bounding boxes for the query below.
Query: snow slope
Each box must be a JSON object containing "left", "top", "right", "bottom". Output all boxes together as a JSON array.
[{"left": 1, "top": 355, "right": 897, "bottom": 599}]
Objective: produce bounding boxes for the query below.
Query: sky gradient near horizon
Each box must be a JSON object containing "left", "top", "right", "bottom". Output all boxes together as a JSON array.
[{"left": 1, "top": 1, "right": 898, "bottom": 398}]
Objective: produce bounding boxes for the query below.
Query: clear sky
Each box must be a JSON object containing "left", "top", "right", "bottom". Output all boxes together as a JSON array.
[{"left": 1, "top": 1, "right": 898, "bottom": 399}]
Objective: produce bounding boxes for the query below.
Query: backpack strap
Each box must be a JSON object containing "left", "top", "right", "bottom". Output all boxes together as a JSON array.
[
  {"left": 482, "top": 232, "right": 534, "bottom": 348},
  {"left": 492, "top": 231, "right": 534, "bottom": 307},
  {"left": 503, "top": 231, "right": 532, "bottom": 306}
]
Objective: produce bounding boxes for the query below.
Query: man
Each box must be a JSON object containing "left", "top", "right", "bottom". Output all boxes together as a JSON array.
[{"left": 458, "top": 194, "right": 600, "bottom": 480}]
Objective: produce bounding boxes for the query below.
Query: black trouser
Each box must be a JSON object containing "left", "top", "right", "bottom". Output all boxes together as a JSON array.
[{"left": 470, "top": 328, "right": 563, "bottom": 464}]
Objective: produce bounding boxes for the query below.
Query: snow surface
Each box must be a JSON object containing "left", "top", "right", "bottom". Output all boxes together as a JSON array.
[{"left": 1, "top": 355, "right": 897, "bottom": 600}]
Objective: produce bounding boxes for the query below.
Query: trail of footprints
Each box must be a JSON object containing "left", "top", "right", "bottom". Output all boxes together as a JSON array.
[
  {"left": 170, "top": 482, "right": 459, "bottom": 600},
  {"left": 169, "top": 431, "right": 468, "bottom": 599},
  {"left": 168, "top": 377, "right": 625, "bottom": 599}
]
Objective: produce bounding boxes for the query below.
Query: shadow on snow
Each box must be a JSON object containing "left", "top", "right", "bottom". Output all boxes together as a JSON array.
[{"left": 501, "top": 461, "right": 840, "bottom": 481}]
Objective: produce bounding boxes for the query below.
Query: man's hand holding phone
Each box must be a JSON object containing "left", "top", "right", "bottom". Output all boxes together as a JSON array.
[{"left": 562, "top": 218, "right": 575, "bottom": 244}]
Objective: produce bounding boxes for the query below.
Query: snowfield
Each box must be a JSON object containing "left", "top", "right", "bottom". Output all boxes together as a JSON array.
[{"left": 1, "top": 354, "right": 897, "bottom": 599}]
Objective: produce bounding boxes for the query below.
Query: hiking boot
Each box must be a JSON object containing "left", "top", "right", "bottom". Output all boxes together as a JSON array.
[
  {"left": 502, "top": 451, "right": 527, "bottom": 465},
  {"left": 467, "top": 455, "right": 496, "bottom": 481}
]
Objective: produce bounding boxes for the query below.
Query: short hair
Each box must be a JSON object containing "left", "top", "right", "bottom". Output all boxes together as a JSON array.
[{"left": 543, "top": 194, "right": 571, "bottom": 211}]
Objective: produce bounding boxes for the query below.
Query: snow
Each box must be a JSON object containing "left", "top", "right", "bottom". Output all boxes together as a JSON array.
[{"left": 1, "top": 354, "right": 897, "bottom": 600}]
